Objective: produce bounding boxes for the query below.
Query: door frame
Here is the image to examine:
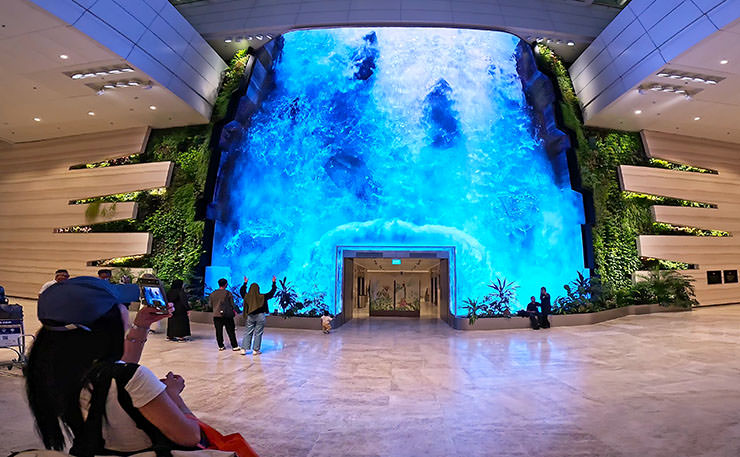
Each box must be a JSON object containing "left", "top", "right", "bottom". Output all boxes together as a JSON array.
[{"left": 335, "top": 246, "right": 456, "bottom": 325}]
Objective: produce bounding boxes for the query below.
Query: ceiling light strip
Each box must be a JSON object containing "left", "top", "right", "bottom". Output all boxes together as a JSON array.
[
  {"left": 70, "top": 66, "right": 135, "bottom": 80},
  {"left": 655, "top": 68, "right": 723, "bottom": 85}
]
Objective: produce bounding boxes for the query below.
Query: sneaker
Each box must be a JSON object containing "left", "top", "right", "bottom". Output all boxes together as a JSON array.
[
  {"left": 232, "top": 346, "right": 242, "bottom": 351},
  {"left": 218, "top": 347, "right": 226, "bottom": 351},
  {"left": 242, "top": 349, "right": 251, "bottom": 355},
  {"left": 253, "top": 349, "right": 262, "bottom": 355}
]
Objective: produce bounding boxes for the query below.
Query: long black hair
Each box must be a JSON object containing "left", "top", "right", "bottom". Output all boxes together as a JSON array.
[{"left": 24, "top": 306, "right": 125, "bottom": 450}]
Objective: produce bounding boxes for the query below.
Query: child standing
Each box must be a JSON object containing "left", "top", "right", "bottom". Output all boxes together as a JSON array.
[{"left": 321, "top": 310, "right": 333, "bottom": 334}]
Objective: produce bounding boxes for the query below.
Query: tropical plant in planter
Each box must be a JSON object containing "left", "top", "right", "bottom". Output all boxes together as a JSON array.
[
  {"left": 275, "top": 277, "right": 299, "bottom": 315},
  {"left": 483, "top": 277, "right": 518, "bottom": 317},
  {"left": 614, "top": 280, "right": 654, "bottom": 307},
  {"left": 302, "top": 288, "right": 329, "bottom": 316},
  {"left": 553, "top": 272, "right": 601, "bottom": 314},
  {"left": 639, "top": 268, "right": 698, "bottom": 308},
  {"left": 462, "top": 298, "right": 485, "bottom": 325}
]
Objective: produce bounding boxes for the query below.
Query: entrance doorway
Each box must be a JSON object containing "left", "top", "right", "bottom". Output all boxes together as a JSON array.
[{"left": 338, "top": 248, "right": 454, "bottom": 325}]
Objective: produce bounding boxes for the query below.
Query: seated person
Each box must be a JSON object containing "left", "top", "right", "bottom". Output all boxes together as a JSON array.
[
  {"left": 26, "top": 276, "right": 203, "bottom": 455},
  {"left": 526, "top": 296, "right": 540, "bottom": 330}
]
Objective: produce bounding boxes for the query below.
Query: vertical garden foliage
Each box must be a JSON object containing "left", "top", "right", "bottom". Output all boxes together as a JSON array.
[
  {"left": 535, "top": 45, "right": 666, "bottom": 290},
  {"left": 90, "top": 50, "right": 250, "bottom": 283}
]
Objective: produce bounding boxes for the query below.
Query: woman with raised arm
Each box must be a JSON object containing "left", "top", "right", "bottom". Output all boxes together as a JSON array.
[{"left": 239, "top": 275, "right": 277, "bottom": 355}]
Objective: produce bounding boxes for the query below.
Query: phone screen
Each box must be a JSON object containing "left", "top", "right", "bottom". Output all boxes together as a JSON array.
[{"left": 143, "top": 286, "right": 166, "bottom": 309}]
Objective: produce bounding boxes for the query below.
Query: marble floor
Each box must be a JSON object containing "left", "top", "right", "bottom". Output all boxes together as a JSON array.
[{"left": 2, "top": 300, "right": 740, "bottom": 457}]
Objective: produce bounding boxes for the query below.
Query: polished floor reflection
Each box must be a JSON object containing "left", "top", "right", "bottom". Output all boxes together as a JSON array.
[{"left": 3, "top": 301, "right": 740, "bottom": 456}]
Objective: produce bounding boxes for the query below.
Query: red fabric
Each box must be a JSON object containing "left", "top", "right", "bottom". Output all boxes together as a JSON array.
[{"left": 198, "top": 420, "right": 260, "bottom": 457}]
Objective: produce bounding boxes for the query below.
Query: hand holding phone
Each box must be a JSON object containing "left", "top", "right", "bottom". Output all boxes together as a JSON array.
[{"left": 138, "top": 276, "right": 170, "bottom": 314}]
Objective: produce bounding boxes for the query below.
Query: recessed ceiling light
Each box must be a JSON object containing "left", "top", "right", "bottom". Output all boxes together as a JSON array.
[
  {"left": 720, "top": 59, "right": 729, "bottom": 65},
  {"left": 103, "top": 83, "right": 115, "bottom": 89},
  {"left": 567, "top": 41, "right": 575, "bottom": 46},
  {"left": 694, "top": 117, "right": 701, "bottom": 121},
  {"left": 33, "top": 117, "right": 41, "bottom": 122},
  {"left": 88, "top": 111, "right": 95, "bottom": 116},
  {"left": 224, "top": 38, "right": 232, "bottom": 43},
  {"left": 634, "top": 110, "right": 642, "bottom": 115},
  {"left": 149, "top": 105, "right": 157, "bottom": 110},
  {"left": 59, "top": 54, "right": 68, "bottom": 60}
]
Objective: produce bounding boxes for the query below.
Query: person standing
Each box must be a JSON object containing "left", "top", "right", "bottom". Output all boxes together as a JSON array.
[
  {"left": 167, "top": 279, "right": 191, "bottom": 341},
  {"left": 240, "top": 276, "right": 276, "bottom": 355},
  {"left": 208, "top": 278, "right": 240, "bottom": 351},
  {"left": 97, "top": 269, "right": 112, "bottom": 282},
  {"left": 539, "top": 286, "right": 551, "bottom": 329},
  {"left": 39, "top": 269, "right": 69, "bottom": 295}
]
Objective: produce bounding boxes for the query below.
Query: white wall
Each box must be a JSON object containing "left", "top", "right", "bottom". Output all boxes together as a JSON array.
[
  {"left": 29, "top": 0, "right": 227, "bottom": 119},
  {"left": 570, "top": 0, "right": 740, "bottom": 121}
]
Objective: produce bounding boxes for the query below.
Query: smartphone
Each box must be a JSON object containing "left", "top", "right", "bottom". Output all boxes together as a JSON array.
[{"left": 138, "top": 276, "right": 169, "bottom": 314}]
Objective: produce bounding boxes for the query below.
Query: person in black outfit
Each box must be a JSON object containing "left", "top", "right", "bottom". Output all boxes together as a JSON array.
[
  {"left": 166, "top": 279, "right": 191, "bottom": 341},
  {"left": 526, "top": 296, "right": 540, "bottom": 330},
  {"left": 208, "top": 278, "right": 241, "bottom": 351},
  {"left": 539, "top": 286, "right": 551, "bottom": 329},
  {"left": 239, "top": 275, "right": 276, "bottom": 355}
]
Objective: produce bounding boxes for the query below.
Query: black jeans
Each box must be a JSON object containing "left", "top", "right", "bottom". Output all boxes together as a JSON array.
[
  {"left": 538, "top": 311, "right": 550, "bottom": 329},
  {"left": 213, "top": 316, "right": 239, "bottom": 348},
  {"left": 529, "top": 313, "right": 540, "bottom": 330}
]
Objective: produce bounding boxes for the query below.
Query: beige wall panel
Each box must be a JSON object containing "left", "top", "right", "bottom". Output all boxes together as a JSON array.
[
  {"left": 622, "top": 132, "right": 740, "bottom": 305},
  {"left": 641, "top": 130, "right": 740, "bottom": 173},
  {"left": 0, "top": 202, "right": 138, "bottom": 229},
  {"left": 637, "top": 236, "right": 740, "bottom": 265},
  {"left": 0, "top": 162, "right": 173, "bottom": 201},
  {"left": 0, "top": 128, "right": 169, "bottom": 298},
  {"left": 619, "top": 166, "right": 740, "bottom": 205},
  {"left": 651, "top": 206, "right": 740, "bottom": 232},
  {"left": 3, "top": 128, "right": 150, "bottom": 170}
]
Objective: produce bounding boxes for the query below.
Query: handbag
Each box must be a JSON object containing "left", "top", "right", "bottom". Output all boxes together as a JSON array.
[{"left": 197, "top": 421, "right": 260, "bottom": 457}]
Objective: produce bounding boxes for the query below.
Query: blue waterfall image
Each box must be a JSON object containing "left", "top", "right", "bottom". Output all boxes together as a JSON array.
[{"left": 208, "top": 28, "right": 587, "bottom": 315}]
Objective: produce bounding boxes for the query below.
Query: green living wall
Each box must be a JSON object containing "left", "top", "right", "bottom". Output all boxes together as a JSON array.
[
  {"left": 535, "top": 45, "right": 722, "bottom": 295},
  {"left": 79, "top": 50, "right": 250, "bottom": 284}
]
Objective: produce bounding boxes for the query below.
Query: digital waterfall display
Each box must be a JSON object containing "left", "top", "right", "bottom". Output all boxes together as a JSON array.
[{"left": 208, "top": 28, "right": 587, "bottom": 316}]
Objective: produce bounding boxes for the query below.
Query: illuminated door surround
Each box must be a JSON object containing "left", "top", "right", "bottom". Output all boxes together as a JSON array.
[{"left": 336, "top": 246, "right": 456, "bottom": 322}]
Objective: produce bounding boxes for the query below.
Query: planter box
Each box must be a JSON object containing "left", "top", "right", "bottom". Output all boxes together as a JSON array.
[
  {"left": 187, "top": 311, "right": 324, "bottom": 330},
  {"left": 451, "top": 304, "right": 690, "bottom": 331}
]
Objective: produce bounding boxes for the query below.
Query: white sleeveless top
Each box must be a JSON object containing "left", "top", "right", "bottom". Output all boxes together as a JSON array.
[{"left": 79, "top": 363, "right": 166, "bottom": 452}]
